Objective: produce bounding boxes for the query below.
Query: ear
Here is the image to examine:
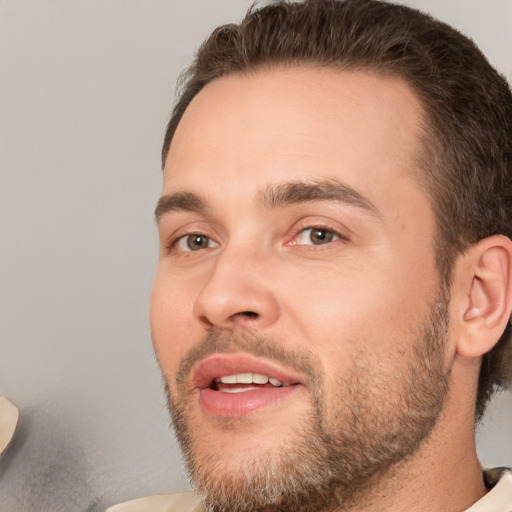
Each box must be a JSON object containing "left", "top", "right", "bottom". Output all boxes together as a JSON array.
[{"left": 452, "top": 235, "right": 512, "bottom": 358}]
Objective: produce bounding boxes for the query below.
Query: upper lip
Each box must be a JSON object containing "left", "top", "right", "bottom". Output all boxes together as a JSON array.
[{"left": 192, "top": 354, "right": 304, "bottom": 389}]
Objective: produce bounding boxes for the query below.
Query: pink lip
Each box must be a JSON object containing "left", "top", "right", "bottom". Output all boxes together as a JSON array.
[{"left": 192, "top": 354, "right": 304, "bottom": 418}]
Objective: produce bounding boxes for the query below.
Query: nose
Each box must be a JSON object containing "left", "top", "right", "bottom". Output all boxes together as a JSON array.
[{"left": 193, "top": 248, "right": 280, "bottom": 330}]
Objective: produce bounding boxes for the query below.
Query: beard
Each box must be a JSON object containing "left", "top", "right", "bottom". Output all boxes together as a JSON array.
[{"left": 164, "top": 293, "right": 451, "bottom": 512}]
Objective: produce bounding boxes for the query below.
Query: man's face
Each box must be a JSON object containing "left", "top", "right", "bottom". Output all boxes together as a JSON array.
[{"left": 151, "top": 68, "right": 450, "bottom": 511}]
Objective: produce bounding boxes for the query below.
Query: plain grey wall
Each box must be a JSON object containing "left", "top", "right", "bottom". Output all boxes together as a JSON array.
[{"left": 0, "top": 1, "right": 511, "bottom": 511}]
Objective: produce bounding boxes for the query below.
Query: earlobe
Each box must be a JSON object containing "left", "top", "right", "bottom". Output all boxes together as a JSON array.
[{"left": 456, "top": 235, "right": 512, "bottom": 358}]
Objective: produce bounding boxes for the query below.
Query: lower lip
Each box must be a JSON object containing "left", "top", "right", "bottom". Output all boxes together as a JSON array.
[{"left": 199, "top": 385, "right": 301, "bottom": 417}]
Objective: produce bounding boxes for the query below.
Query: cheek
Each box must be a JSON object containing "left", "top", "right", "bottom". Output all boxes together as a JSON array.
[
  {"left": 150, "top": 267, "right": 201, "bottom": 382},
  {"left": 279, "top": 255, "right": 438, "bottom": 375}
]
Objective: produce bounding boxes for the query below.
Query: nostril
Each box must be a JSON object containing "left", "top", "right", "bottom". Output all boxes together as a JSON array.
[
  {"left": 224, "top": 311, "right": 259, "bottom": 323},
  {"left": 198, "top": 315, "right": 214, "bottom": 327},
  {"left": 240, "top": 311, "right": 259, "bottom": 319}
]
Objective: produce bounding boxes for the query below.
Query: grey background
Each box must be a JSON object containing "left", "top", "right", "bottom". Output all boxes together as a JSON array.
[{"left": 0, "top": 1, "right": 511, "bottom": 511}]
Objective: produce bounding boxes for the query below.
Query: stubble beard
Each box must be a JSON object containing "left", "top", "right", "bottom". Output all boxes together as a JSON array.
[{"left": 164, "top": 294, "right": 451, "bottom": 512}]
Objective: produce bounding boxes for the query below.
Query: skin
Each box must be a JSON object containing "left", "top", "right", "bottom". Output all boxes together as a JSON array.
[{"left": 151, "top": 67, "right": 493, "bottom": 511}]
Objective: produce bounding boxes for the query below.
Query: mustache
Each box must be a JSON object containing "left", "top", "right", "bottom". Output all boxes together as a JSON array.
[{"left": 175, "top": 329, "right": 321, "bottom": 390}]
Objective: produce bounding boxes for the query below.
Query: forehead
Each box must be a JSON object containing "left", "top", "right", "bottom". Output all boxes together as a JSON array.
[{"left": 163, "top": 66, "right": 427, "bottom": 209}]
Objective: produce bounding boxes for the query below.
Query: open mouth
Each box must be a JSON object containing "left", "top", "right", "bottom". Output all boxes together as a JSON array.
[
  {"left": 193, "top": 355, "right": 303, "bottom": 417},
  {"left": 211, "top": 372, "right": 292, "bottom": 393}
]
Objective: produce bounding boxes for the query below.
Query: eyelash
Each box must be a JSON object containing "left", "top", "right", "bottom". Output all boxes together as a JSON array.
[
  {"left": 288, "top": 224, "right": 348, "bottom": 247},
  {"left": 166, "top": 232, "right": 218, "bottom": 253},
  {"left": 165, "top": 223, "right": 348, "bottom": 254}
]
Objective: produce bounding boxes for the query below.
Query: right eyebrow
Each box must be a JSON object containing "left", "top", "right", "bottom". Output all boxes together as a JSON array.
[{"left": 154, "top": 192, "right": 207, "bottom": 224}]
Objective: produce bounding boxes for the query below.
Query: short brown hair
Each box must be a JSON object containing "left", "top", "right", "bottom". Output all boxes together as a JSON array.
[{"left": 162, "top": 0, "right": 512, "bottom": 418}]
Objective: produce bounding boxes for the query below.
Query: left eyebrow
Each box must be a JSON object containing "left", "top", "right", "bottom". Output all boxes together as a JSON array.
[{"left": 258, "top": 179, "right": 380, "bottom": 215}]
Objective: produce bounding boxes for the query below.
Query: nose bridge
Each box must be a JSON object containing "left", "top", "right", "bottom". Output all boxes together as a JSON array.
[{"left": 193, "top": 242, "right": 279, "bottom": 328}]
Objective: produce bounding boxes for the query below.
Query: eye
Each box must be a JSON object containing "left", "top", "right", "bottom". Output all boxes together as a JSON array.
[
  {"left": 174, "top": 234, "right": 218, "bottom": 252},
  {"left": 295, "top": 227, "right": 340, "bottom": 245}
]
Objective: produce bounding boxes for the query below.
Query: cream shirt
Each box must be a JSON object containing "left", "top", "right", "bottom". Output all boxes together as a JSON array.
[
  {"left": 0, "top": 396, "right": 19, "bottom": 456},
  {"left": 106, "top": 468, "right": 512, "bottom": 512}
]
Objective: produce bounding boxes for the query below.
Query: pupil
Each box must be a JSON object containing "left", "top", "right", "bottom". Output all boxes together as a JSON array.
[
  {"left": 188, "top": 235, "right": 208, "bottom": 250},
  {"left": 311, "top": 229, "right": 333, "bottom": 244}
]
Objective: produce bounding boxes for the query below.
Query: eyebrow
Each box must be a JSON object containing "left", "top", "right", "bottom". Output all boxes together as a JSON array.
[
  {"left": 155, "top": 191, "right": 206, "bottom": 223},
  {"left": 154, "top": 178, "right": 379, "bottom": 223},
  {"left": 258, "top": 179, "right": 379, "bottom": 214}
]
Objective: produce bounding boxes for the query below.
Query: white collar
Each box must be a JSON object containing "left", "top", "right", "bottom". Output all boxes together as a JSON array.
[{"left": 465, "top": 469, "right": 512, "bottom": 512}]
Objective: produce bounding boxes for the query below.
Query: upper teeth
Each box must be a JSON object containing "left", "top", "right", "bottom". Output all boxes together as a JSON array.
[{"left": 216, "top": 373, "right": 285, "bottom": 387}]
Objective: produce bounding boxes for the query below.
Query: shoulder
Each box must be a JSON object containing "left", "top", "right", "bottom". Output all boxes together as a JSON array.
[{"left": 105, "top": 492, "right": 203, "bottom": 512}]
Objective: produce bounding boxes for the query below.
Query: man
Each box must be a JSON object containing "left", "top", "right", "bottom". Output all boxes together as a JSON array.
[{"left": 109, "top": 0, "right": 512, "bottom": 510}]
